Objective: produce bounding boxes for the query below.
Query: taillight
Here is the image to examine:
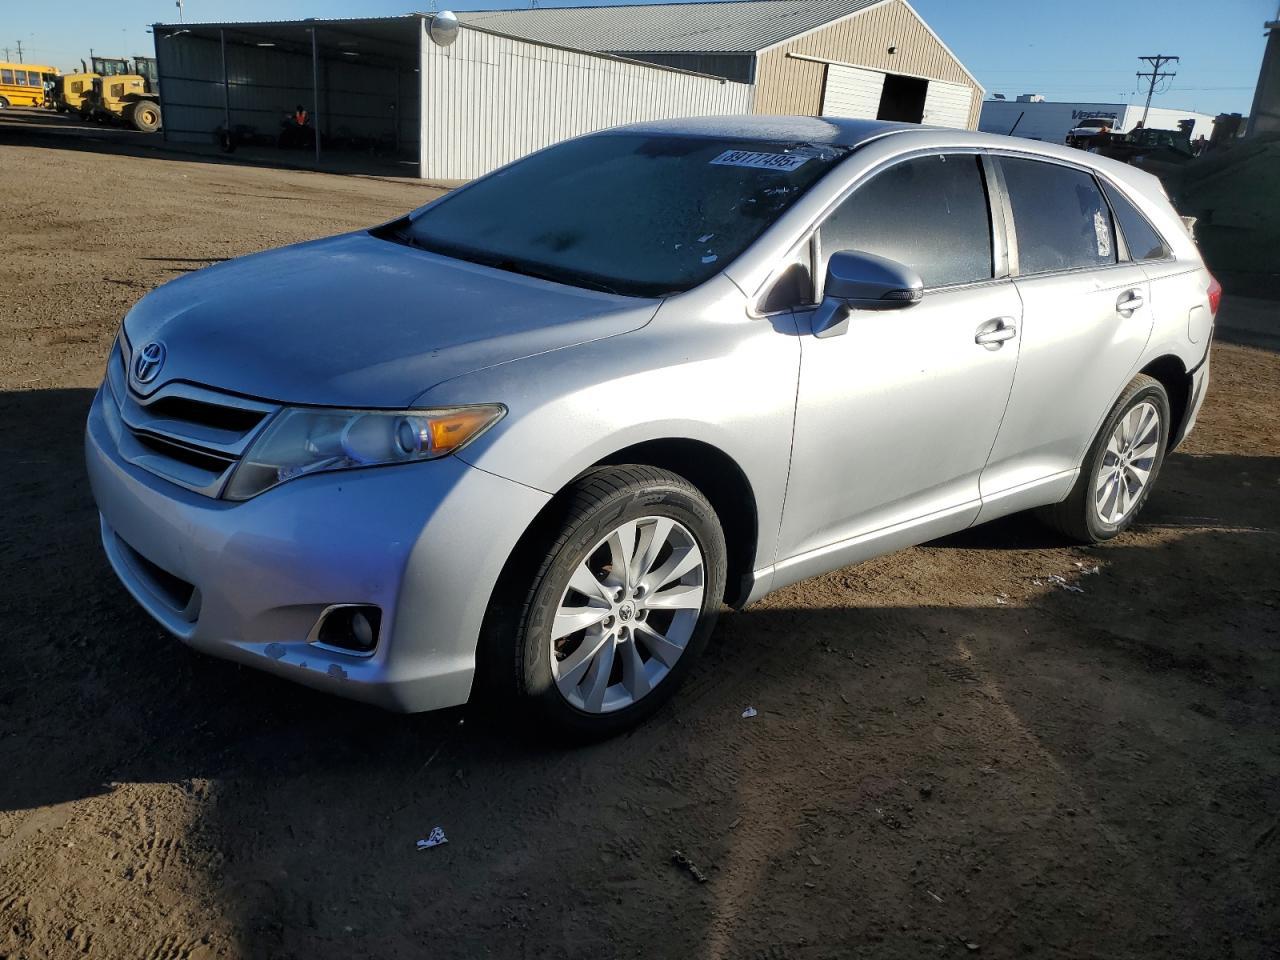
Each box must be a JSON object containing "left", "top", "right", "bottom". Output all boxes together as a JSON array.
[{"left": 1207, "top": 274, "right": 1223, "bottom": 315}]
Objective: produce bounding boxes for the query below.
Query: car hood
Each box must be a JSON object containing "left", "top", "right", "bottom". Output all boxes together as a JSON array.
[{"left": 121, "top": 231, "right": 659, "bottom": 407}]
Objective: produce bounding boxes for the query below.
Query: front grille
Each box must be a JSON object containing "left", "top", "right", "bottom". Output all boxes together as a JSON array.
[
  {"left": 143, "top": 395, "right": 267, "bottom": 434},
  {"left": 133, "top": 431, "right": 238, "bottom": 475},
  {"left": 105, "top": 336, "right": 277, "bottom": 498}
]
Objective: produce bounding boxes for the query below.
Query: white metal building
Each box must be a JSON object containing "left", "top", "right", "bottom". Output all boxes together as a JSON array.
[
  {"left": 151, "top": 14, "right": 752, "bottom": 180},
  {"left": 979, "top": 98, "right": 1218, "bottom": 143}
]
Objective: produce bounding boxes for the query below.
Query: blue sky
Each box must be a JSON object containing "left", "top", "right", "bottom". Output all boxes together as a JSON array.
[{"left": 5, "top": 0, "right": 1273, "bottom": 115}]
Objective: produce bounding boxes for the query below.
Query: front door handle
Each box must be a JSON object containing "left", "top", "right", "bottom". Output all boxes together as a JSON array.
[
  {"left": 1116, "top": 290, "right": 1145, "bottom": 317},
  {"left": 975, "top": 317, "right": 1018, "bottom": 349}
]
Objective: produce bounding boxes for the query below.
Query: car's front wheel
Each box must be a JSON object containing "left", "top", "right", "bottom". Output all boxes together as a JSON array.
[
  {"left": 1038, "top": 373, "right": 1171, "bottom": 542},
  {"left": 487, "top": 465, "right": 726, "bottom": 738}
]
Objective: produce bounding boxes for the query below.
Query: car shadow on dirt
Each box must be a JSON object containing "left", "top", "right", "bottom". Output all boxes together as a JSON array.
[{"left": 1, "top": 385, "right": 1277, "bottom": 957}]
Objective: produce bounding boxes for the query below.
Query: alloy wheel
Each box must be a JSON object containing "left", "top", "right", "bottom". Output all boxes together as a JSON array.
[
  {"left": 1095, "top": 400, "right": 1161, "bottom": 525},
  {"left": 550, "top": 516, "right": 704, "bottom": 713}
]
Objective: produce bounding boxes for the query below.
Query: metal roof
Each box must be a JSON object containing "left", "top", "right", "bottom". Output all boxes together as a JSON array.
[{"left": 456, "top": 0, "right": 887, "bottom": 54}]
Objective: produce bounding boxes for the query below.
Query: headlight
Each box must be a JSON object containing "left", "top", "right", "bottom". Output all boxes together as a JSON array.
[{"left": 224, "top": 404, "right": 505, "bottom": 501}]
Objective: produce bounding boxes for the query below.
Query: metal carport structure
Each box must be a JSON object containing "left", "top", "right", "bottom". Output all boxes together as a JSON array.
[{"left": 152, "top": 17, "right": 423, "bottom": 172}]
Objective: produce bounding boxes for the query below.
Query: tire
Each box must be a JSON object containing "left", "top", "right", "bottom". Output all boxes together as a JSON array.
[
  {"left": 1036, "top": 374, "right": 1170, "bottom": 543},
  {"left": 0, "top": 97, "right": 10, "bottom": 110},
  {"left": 483, "top": 465, "right": 727, "bottom": 739},
  {"left": 129, "top": 101, "right": 161, "bottom": 133}
]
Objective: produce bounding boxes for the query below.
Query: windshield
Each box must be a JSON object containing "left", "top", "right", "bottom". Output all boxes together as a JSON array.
[{"left": 388, "top": 133, "right": 848, "bottom": 298}]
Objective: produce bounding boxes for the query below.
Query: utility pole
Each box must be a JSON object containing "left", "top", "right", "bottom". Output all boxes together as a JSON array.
[
  {"left": 1136, "top": 54, "right": 1179, "bottom": 127},
  {"left": 175, "top": 0, "right": 184, "bottom": 24},
  {"left": 15, "top": 39, "right": 24, "bottom": 63}
]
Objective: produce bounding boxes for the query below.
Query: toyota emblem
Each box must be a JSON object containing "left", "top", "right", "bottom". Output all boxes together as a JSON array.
[{"left": 133, "top": 342, "right": 166, "bottom": 384}]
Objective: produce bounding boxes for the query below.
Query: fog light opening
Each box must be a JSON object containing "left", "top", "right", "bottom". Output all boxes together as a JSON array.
[{"left": 310, "top": 604, "right": 381, "bottom": 655}]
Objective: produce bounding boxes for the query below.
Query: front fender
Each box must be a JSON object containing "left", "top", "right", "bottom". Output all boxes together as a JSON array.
[{"left": 418, "top": 280, "right": 802, "bottom": 573}]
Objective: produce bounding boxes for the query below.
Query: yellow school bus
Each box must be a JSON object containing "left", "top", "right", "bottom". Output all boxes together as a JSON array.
[{"left": 0, "top": 62, "right": 59, "bottom": 109}]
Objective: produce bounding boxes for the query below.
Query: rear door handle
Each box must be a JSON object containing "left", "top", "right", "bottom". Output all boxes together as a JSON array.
[
  {"left": 975, "top": 317, "right": 1018, "bottom": 349},
  {"left": 1116, "top": 290, "right": 1145, "bottom": 316}
]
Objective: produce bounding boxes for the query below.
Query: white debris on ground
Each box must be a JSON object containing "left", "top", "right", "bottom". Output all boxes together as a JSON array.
[
  {"left": 416, "top": 826, "right": 448, "bottom": 850},
  {"left": 741, "top": 706, "right": 758, "bottom": 719},
  {"left": 1047, "top": 574, "right": 1085, "bottom": 594}
]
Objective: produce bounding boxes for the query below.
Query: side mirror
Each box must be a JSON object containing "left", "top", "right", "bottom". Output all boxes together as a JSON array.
[{"left": 812, "top": 250, "right": 924, "bottom": 339}]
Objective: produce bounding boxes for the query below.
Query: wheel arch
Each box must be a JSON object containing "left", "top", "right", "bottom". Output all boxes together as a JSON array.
[
  {"left": 1139, "top": 354, "right": 1192, "bottom": 449},
  {"left": 487, "top": 438, "right": 760, "bottom": 621},
  {"left": 592, "top": 439, "right": 759, "bottom": 608}
]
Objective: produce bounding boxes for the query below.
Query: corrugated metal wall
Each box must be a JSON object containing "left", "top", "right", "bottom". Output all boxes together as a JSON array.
[
  {"left": 156, "top": 32, "right": 419, "bottom": 153},
  {"left": 753, "top": 0, "right": 982, "bottom": 128},
  {"left": 420, "top": 25, "right": 754, "bottom": 180}
]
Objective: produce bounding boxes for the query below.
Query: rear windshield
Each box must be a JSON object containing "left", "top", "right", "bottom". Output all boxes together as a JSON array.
[{"left": 388, "top": 133, "right": 848, "bottom": 298}]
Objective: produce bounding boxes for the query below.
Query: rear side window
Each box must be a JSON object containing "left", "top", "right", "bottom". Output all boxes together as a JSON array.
[
  {"left": 819, "top": 154, "right": 993, "bottom": 288},
  {"left": 0, "top": 70, "right": 12, "bottom": 85},
  {"left": 1001, "top": 157, "right": 1117, "bottom": 274},
  {"left": 1101, "top": 181, "right": 1171, "bottom": 261}
]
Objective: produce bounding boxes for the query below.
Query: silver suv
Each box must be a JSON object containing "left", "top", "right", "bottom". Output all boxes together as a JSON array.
[{"left": 86, "top": 116, "right": 1218, "bottom": 736}]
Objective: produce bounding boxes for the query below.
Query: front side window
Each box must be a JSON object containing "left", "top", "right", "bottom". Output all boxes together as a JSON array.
[
  {"left": 27, "top": 71, "right": 40, "bottom": 86},
  {"left": 1001, "top": 157, "right": 1117, "bottom": 274},
  {"left": 817, "top": 154, "right": 994, "bottom": 289},
  {"left": 392, "top": 134, "right": 848, "bottom": 298},
  {"left": 1101, "top": 181, "right": 1170, "bottom": 261}
]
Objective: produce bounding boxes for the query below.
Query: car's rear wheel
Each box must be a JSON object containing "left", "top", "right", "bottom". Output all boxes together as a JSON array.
[
  {"left": 1037, "top": 373, "right": 1170, "bottom": 543},
  {"left": 0, "top": 97, "right": 10, "bottom": 110},
  {"left": 487, "top": 465, "right": 726, "bottom": 738}
]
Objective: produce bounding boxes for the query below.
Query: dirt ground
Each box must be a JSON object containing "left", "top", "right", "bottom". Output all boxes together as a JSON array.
[{"left": 1, "top": 128, "right": 1278, "bottom": 960}]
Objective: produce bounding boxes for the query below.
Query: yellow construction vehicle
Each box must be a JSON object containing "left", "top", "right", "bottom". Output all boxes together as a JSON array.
[
  {"left": 50, "top": 54, "right": 125, "bottom": 117},
  {"left": 51, "top": 72, "right": 96, "bottom": 116},
  {"left": 87, "top": 73, "right": 162, "bottom": 132},
  {"left": 76, "top": 55, "right": 162, "bottom": 132}
]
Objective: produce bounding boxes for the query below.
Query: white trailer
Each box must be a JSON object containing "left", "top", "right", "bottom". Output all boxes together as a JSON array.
[{"left": 979, "top": 99, "right": 1217, "bottom": 144}]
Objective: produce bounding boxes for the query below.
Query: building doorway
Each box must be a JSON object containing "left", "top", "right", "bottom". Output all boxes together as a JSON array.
[{"left": 877, "top": 73, "right": 928, "bottom": 123}]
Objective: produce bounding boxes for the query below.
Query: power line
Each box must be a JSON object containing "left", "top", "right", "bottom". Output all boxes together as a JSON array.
[{"left": 1136, "top": 54, "right": 1179, "bottom": 126}]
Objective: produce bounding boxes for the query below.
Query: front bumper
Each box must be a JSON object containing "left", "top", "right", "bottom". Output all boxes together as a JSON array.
[{"left": 85, "top": 385, "right": 549, "bottom": 712}]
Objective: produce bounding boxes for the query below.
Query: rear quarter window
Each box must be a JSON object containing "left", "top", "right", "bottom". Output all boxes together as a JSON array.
[
  {"left": 1101, "top": 181, "right": 1171, "bottom": 261},
  {"left": 1000, "top": 157, "right": 1117, "bottom": 275}
]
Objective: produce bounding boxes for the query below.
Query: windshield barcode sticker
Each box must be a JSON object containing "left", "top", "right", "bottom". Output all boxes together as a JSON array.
[{"left": 710, "top": 150, "right": 810, "bottom": 172}]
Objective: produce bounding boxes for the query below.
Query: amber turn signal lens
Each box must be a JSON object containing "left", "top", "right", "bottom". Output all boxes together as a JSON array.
[{"left": 426, "top": 406, "right": 505, "bottom": 454}]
